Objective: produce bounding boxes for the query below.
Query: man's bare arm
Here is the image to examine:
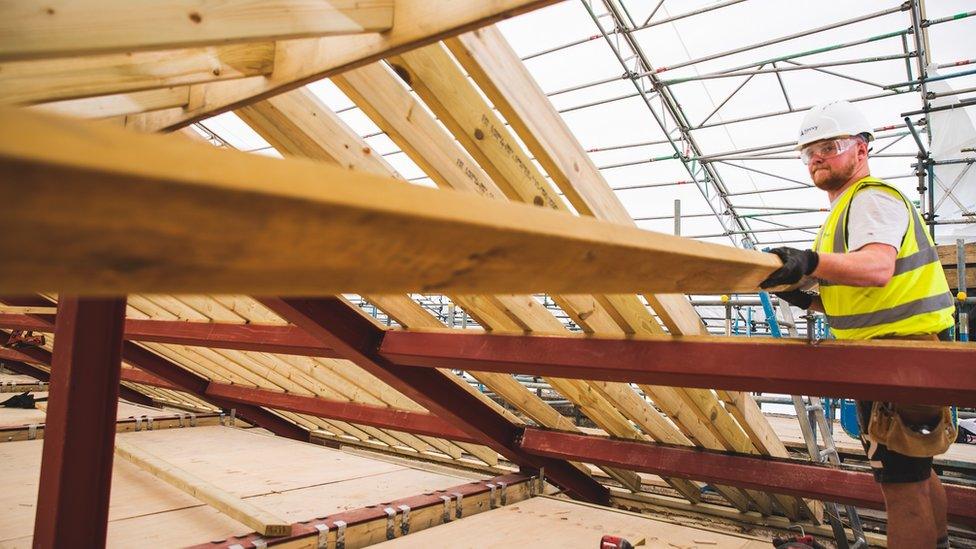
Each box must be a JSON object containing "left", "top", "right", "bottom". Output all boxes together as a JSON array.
[{"left": 812, "top": 243, "right": 898, "bottom": 287}]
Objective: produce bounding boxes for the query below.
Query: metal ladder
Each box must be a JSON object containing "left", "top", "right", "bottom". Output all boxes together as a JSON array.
[{"left": 760, "top": 292, "right": 868, "bottom": 549}]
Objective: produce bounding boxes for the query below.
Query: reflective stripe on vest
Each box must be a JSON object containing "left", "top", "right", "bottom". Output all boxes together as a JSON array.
[{"left": 813, "top": 177, "right": 953, "bottom": 340}]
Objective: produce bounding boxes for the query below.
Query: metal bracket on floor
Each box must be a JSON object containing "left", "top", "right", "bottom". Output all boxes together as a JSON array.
[
  {"left": 134, "top": 416, "right": 143, "bottom": 431},
  {"left": 334, "top": 520, "right": 346, "bottom": 549},
  {"left": 146, "top": 416, "right": 154, "bottom": 430},
  {"left": 314, "top": 524, "right": 328, "bottom": 549},
  {"left": 384, "top": 507, "right": 396, "bottom": 540},
  {"left": 487, "top": 483, "right": 497, "bottom": 509},
  {"left": 315, "top": 520, "right": 347, "bottom": 549},
  {"left": 397, "top": 504, "right": 411, "bottom": 535},
  {"left": 177, "top": 412, "right": 186, "bottom": 427},
  {"left": 219, "top": 412, "right": 226, "bottom": 426},
  {"left": 528, "top": 475, "right": 537, "bottom": 496},
  {"left": 498, "top": 481, "right": 508, "bottom": 506},
  {"left": 189, "top": 412, "right": 197, "bottom": 427},
  {"left": 452, "top": 492, "right": 464, "bottom": 519},
  {"left": 229, "top": 408, "right": 236, "bottom": 426},
  {"left": 27, "top": 423, "right": 37, "bottom": 440},
  {"left": 440, "top": 495, "right": 452, "bottom": 523}
]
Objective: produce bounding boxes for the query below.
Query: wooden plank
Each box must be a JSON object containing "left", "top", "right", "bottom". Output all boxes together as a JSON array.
[
  {"left": 0, "top": 305, "right": 57, "bottom": 314},
  {"left": 0, "top": 108, "right": 782, "bottom": 294},
  {"left": 333, "top": 64, "right": 503, "bottom": 198},
  {"left": 0, "top": 1, "right": 393, "bottom": 61},
  {"left": 30, "top": 87, "right": 190, "bottom": 119},
  {"left": 117, "top": 0, "right": 558, "bottom": 132},
  {"left": 237, "top": 89, "right": 399, "bottom": 173},
  {"left": 0, "top": 43, "right": 274, "bottom": 105}
]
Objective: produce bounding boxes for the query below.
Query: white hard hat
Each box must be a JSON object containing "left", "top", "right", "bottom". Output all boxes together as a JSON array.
[{"left": 796, "top": 100, "right": 874, "bottom": 149}]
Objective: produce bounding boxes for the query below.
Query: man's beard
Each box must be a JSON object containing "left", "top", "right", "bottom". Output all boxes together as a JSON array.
[{"left": 811, "top": 156, "right": 857, "bottom": 192}]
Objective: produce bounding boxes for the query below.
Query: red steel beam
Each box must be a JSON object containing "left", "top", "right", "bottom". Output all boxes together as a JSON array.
[
  {"left": 8, "top": 309, "right": 972, "bottom": 406},
  {"left": 0, "top": 333, "right": 155, "bottom": 407},
  {"left": 380, "top": 331, "right": 976, "bottom": 407},
  {"left": 0, "top": 313, "right": 340, "bottom": 357},
  {"left": 34, "top": 297, "right": 127, "bottom": 548},
  {"left": 2, "top": 327, "right": 310, "bottom": 444},
  {"left": 205, "top": 382, "right": 477, "bottom": 443},
  {"left": 518, "top": 428, "right": 976, "bottom": 526},
  {"left": 121, "top": 342, "right": 311, "bottom": 442},
  {"left": 258, "top": 296, "right": 610, "bottom": 505},
  {"left": 119, "top": 367, "right": 180, "bottom": 391}
]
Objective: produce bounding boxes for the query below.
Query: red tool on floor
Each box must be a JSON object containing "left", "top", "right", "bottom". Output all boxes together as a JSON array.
[
  {"left": 772, "top": 534, "right": 826, "bottom": 549},
  {"left": 600, "top": 535, "right": 645, "bottom": 549}
]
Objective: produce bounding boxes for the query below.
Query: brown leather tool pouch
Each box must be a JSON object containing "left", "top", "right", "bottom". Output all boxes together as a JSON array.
[{"left": 867, "top": 402, "right": 956, "bottom": 457}]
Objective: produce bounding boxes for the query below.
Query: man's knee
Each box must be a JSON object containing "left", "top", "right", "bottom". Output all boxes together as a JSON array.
[{"left": 881, "top": 477, "right": 932, "bottom": 506}]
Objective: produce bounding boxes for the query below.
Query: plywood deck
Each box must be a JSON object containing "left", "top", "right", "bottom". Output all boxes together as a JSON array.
[
  {"left": 377, "top": 496, "right": 768, "bottom": 548},
  {"left": 0, "top": 426, "right": 485, "bottom": 548}
]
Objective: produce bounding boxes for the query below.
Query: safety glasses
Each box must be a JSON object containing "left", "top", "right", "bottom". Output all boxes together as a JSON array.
[{"left": 800, "top": 137, "right": 857, "bottom": 165}]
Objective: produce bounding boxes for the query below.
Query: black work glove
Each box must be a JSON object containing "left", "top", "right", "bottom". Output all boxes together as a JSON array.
[
  {"left": 774, "top": 290, "right": 813, "bottom": 310},
  {"left": 759, "top": 247, "right": 819, "bottom": 289}
]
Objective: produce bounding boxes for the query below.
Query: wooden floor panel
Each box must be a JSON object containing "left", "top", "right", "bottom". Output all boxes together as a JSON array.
[
  {"left": 377, "top": 496, "right": 768, "bottom": 548},
  {"left": 0, "top": 426, "right": 483, "bottom": 548}
]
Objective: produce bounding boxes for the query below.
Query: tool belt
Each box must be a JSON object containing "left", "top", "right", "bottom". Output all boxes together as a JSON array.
[
  {"left": 866, "top": 402, "right": 956, "bottom": 457},
  {"left": 866, "top": 333, "right": 956, "bottom": 458}
]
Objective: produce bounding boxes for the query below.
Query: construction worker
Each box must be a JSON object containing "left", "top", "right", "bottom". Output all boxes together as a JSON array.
[{"left": 759, "top": 100, "right": 956, "bottom": 549}]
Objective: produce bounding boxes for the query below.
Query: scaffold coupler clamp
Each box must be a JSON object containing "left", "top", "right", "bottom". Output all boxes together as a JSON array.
[{"left": 803, "top": 314, "right": 822, "bottom": 346}]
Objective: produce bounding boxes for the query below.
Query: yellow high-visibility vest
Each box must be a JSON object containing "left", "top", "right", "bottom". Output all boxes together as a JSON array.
[{"left": 813, "top": 176, "right": 953, "bottom": 340}]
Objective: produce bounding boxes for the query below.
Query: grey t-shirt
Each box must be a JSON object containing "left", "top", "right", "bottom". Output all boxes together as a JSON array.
[{"left": 832, "top": 188, "right": 909, "bottom": 252}]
